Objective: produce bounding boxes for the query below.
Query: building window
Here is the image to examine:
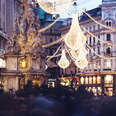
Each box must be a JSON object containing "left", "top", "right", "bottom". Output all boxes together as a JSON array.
[
  {"left": 89, "top": 37, "right": 91, "bottom": 45},
  {"left": 97, "top": 76, "right": 101, "bottom": 84},
  {"left": 98, "top": 47, "right": 100, "bottom": 54},
  {"left": 106, "top": 47, "right": 111, "bottom": 55},
  {"left": 85, "top": 77, "right": 88, "bottom": 84},
  {"left": 92, "top": 87, "right": 97, "bottom": 96},
  {"left": 106, "top": 60, "right": 111, "bottom": 68},
  {"left": 106, "top": 34, "right": 111, "bottom": 41},
  {"left": 80, "top": 77, "right": 84, "bottom": 84},
  {"left": 93, "top": 76, "right": 96, "bottom": 84},
  {"left": 97, "top": 87, "right": 102, "bottom": 96},
  {"left": 106, "top": 20, "right": 112, "bottom": 27},
  {"left": 104, "top": 75, "right": 113, "bottom": 84},
  {"left": 89, "top": 76, "right": 92, "bottom": 84},
  {"left": 93, "top": 37, "right": 95, "bottom": 45}
]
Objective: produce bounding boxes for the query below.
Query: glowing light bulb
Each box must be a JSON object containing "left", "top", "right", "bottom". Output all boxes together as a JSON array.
[
  {"left": 64, "top": 13, "right": 86, "bottom": 50},
  {"left": 75, "top": 58, "right": 88, "bottom": 69},
  {"left": 58, "top": 50, "right": 70, "bottom": 69}
]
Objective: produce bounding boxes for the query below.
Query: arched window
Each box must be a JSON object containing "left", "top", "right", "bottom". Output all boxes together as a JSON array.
[{"left": 105, "top": 20, "right": 112, "bottom": 27}]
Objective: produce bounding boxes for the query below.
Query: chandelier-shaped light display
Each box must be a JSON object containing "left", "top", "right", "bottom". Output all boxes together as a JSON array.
[
  {"left": 58, "top": 49, "right": 70, "bottom": 69},
  {"left": 37, "top": 0, "right": 72, "bottom": 14},
  {"left": 64, "top": 13, "right": 86, "bottom": 51},
  {"left": 70, "top": 49, "right": 78, "bottom": 60},
  {"left": 76, "top": 47, "right": 88, "bottom": 61},
  {"left": 75, "top": 58, "right": 88, "bottom": 69}
]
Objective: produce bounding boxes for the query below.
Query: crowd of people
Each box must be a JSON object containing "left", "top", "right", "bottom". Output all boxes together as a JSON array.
[{"left": 0, "top": 81, "right": 116, "bottom": 116}]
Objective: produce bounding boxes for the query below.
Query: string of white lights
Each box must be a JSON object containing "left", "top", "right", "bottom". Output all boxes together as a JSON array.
[
  {"left": 84, "top": 12, "right": 116, "bottom": 31},
  {"left": 83, "top": 28, "right": 116, "bottom": 46},
  {"left": 47, "top": 45, "right": 62, "bottom": 62},
  {"left": 42, "top": 37, "right": 63, "bottom": 48},
  {"left": 39, "top": 17, "right": 60, "bottom": 33}
]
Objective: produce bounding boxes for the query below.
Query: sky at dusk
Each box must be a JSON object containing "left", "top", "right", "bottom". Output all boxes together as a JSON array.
[{"left": 60, "top": 0, "right": 102, "bottom": 18}]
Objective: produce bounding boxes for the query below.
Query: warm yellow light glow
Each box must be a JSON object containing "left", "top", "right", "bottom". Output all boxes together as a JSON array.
[
  {"left": 37, "top": 0, "right": 72, "bottom": 14},
  {"left": 93, "top": 76, "right": 96, "bottom": 84},
  {"left": 89, "top": 76, "right": 92, "bottom": 84},
  {"left": 64, "top": 13, "right": 86, "bottom": 51},
  {"left": 85, "top": 77, "right": 88, "bottom": 84},
  {"left": 92, "top": 87, "right": 97, "bottom": 96},
  {"left": 97, "top": 87, "right": 102, "bottom": 96},
  {"left": 58, "top": 50, "right": 70, "bottom": 69},
  {"left": 97, "top": 76, "right": 101, "bottom": 84},
  {"left": 80, "top": 77, "right": 84, "bottom": 84},
  {"left": 19, "top": 57, "right": 27, "bottom": 69},
  {"left": 105, "top": 75, "right": 113, "bottom": 84},
  {"left": 88, "top": 87, "right": 92, "bottom": 92}
]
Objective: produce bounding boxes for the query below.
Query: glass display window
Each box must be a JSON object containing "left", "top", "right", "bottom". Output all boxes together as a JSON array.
[
  {"left": 104, "top": 88, "right": 113, "bottom": 96},
  {"left": 97, "top": 76, "right": 101, "bottom": 84},
  {"left": 92, "top": 87, "right": 97, "bottom": 96},
  {"left": 104, "top": 75, "right": 113, "bottom": 84},
  {"left": 97, "top": 87, "right": 102, "bottom": 96},
  {"left": 93, "top": 76, "right": 96, "bottom": 84},
  {"left": 80, "top": 77, "right": 84, "bottom": 84},
  {"left": 89, "top": 76, "right": 92, "bottom": 84},
  {"left": 88, "top": 87, "right": 92, "bottom": 92},
  {"left": 85, "top": 77, "right": 88, "bottom": 84}
]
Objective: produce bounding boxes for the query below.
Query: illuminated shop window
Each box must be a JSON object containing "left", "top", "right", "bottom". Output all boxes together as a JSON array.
[
  {"left": 85, "top": 77, "right": 88, "bottom": 84},
  {"left": 60, "top": 79, "right": 70, "bottom": 86},
  {"left": 93, "top": 76, "right": 96, "bottom": 84},
  {"left": 88, "top": 87, "right": 92, "bottom": 92},
  {"left": 104, "top": 88, "right": 113, "bottom": 96},
  {"left": 89, "top": 76, "right": 92, "bottom": 84},
  {"left": 80, "top": 77, "right": 84, "bottom": 84},
  {"left": 97, "top": 87, "right": 102, "bottom": 96},
  {"left": 92, "top": 87, "right": 97, "bottom": 96},
  {"left": 104, "top": 75, "right": 113, "bottom": 84},
  {"left": 48, "top": 82, "right": 55, "bottom": 88},
  {"left": 97, "top": 76, "right": 101, "bottom": 84}
]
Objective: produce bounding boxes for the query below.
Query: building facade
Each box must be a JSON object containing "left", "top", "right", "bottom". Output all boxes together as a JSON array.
[
  {"left": 0, "top": 0, "right": 48, "bottom": 91},
  {"left": 59, "top": 0, "right": 116, "bottom": 96}
]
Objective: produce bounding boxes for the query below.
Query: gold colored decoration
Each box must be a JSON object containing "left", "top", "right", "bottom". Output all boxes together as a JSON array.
[{"left": 19, "top": 57, "right": 27, "bottom": 69}]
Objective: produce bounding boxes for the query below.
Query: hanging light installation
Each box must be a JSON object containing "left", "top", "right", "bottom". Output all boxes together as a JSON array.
[
  {"left": 58, "top": 49, "right": 70, "bottom": 69},
  {"left": 37, "top": 0, "right": 72, "bottom": 14},
  {"left": 76, "top": 47, "right": 88, "bottom": 61},
  {"left": 75, "top": 58, "right": 88, "bottom": 69},
  {"left": 64, "top": 13, "right": 86, "bottom": 51}
]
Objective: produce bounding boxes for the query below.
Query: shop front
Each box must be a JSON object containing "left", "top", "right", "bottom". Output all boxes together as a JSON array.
[{"left": 78, "top": 73, "right": 115, "bottom": 96}]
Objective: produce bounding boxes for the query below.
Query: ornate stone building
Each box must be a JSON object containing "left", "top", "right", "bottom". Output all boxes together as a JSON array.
[
  {"left": 0, "top": 0, "right": 48, "bottom": 91},
  {"left": 59, "top": 0, "right": 116, "bottom": 96}
]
